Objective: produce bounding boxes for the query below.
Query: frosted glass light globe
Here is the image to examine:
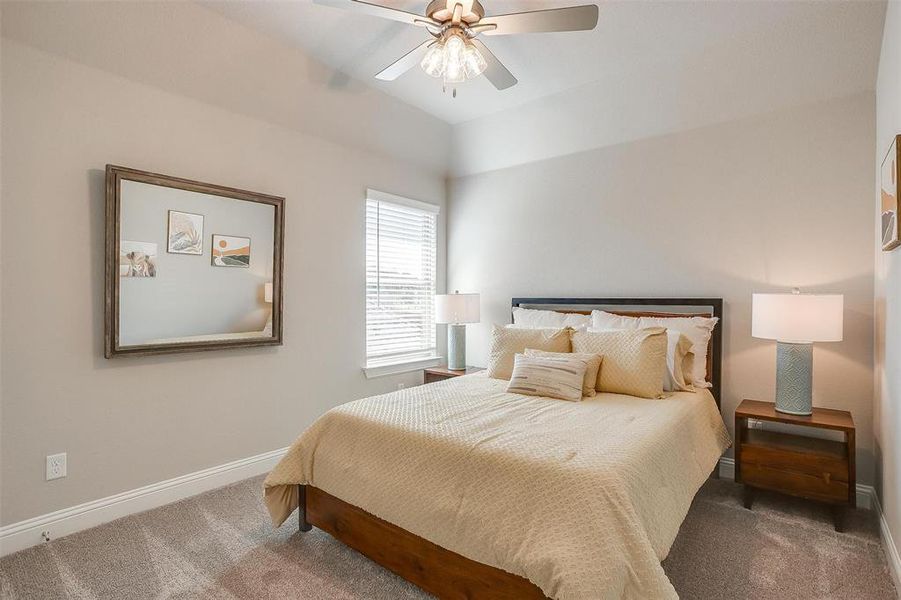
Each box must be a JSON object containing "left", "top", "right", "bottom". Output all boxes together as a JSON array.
[{"left": 420, "top": 43, "right": 445, "bottom": 78}]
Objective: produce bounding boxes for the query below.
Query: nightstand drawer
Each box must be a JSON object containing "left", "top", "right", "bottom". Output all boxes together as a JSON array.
[
  {"left": 740, "top": 436, "right": 848, "bottom": 483},
  {"left": 740, "top": 463, "right": 849, "bottom": 503}
]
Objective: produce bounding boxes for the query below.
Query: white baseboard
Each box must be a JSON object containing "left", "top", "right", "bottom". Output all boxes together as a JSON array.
[
  {"left": 716, "top": 457, "right": 874, "bottom": 510},
  {"left": 0, "top": 446, "right": 288, "bottom": 557},
  {"left": 872, "top": 492, "right": 901, "bottom": 594}
]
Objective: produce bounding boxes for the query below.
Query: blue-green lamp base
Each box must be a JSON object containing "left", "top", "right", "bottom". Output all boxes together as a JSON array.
[
  {"left": 447, "top": 324, "right": 466, "bottom": 370},
  {"left": 774, "top": 341, "right": 813, "bottom": 416}
]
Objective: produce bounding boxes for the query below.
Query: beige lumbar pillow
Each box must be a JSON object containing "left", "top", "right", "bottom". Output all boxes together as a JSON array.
[
  {"left": 487, "top": 325, "right": 571, "bottom": 380},
  {"left": 506, "top": 354, "right": 587, "bottom": 402},
  {"left": 524, "top": 348, "right": 603, "bottom": 397},
  {"left": 571, "top": 327, "right": 667, "bottom": 399}
]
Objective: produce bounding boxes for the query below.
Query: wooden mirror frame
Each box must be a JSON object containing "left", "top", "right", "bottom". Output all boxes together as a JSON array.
[{"left": 104, "top": 165, "right": 285, "bottom": 358}]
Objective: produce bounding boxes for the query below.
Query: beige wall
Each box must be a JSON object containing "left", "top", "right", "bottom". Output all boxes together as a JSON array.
[
  {"left": 875, "top": 0, "right": 901, "bottom": 561},
  {"left": 0, "top": 5, "right": 448, "bottom": 525},
  {"left": 449, "top": 93, "right": 876, "bottom": 481}
]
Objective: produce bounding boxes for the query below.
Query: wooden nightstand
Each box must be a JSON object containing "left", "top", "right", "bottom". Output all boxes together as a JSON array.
[
  {"left": 734, "top": 399, "right": 855, "bottom": 531},
  {"left": 423, "top": 366, "right": 484, "bottom": 384}
]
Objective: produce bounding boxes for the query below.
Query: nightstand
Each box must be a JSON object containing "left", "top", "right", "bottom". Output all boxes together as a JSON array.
[
  {"left": 423, "top": 366, "right": 484, "bottom": 384},
  {"left": 734, "top": 399, "right": 855, "bottom": 531}
]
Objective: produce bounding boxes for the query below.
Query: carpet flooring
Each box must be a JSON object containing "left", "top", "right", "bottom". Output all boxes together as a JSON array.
[{"left": 1, "top": 476, "right": 896, "bottom": 599}]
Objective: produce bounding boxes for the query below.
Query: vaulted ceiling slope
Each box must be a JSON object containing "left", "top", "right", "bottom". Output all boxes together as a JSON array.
[
  {"left": 207, "top": 0, "right": 886, "bottom": 176},
  {"left": 3, "top": 1, "right": 887, "bottom": 177},
  {"left": 1, "top": 0, "right": 452, "bottom": 175}
]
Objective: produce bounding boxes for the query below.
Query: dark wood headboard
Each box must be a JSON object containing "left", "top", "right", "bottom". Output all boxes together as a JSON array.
[{"left": 511, "top": 297, "right": 723, "bottom": 409}]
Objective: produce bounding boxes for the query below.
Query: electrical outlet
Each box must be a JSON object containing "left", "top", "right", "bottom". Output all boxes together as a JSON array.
[{"left": 46, "top": 453, "right": 67, "bottom": 481}]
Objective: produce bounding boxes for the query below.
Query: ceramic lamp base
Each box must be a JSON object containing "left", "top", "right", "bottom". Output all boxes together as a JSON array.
[
  {"left": 447, "top": 324, "right": 466, "bottom": 370},
  {"left": 775, "top": 341, "right": 813, "bottom": 415}
]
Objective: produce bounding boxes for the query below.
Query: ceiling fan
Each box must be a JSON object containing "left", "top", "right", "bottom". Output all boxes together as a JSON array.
[{"left": 314, "top": 0, "right": 599, "bottom": 94}]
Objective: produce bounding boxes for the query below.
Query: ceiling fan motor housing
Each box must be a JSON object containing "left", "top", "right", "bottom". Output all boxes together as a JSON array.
[{"left": 426, "top": 0, "right": 484, "bottom": 25}]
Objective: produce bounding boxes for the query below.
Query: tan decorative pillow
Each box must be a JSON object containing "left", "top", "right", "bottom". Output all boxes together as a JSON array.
[
  {"left": 571, "top": 328, "right": 667, "bottom": 399},
  {"left": 487, "top": 325, "right": 571, "bottom": 380},
  {"left": 506, "top": 354, "right": 587, "bottom": 402},
  {"left": 525, "top": 349, "right": 603, "bottom": 397}
]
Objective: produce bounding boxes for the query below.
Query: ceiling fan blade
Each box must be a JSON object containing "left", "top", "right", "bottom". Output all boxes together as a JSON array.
[
  {"left": 375, "top": 40, "right": 435, "bottom": 81},
  {"left": 313, "top": 0, "right": 436, "bottom": 26},
  {"left": 480, "top": 5, "right": 599, "bottom": 36},
  {"left": 470, "top": 39, "right": 517, "bottom": 90}
]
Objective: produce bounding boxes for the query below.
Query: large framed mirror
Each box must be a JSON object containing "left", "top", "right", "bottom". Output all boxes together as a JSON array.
[{"left": 104, "top": 165, "right": 285, "bottom": 358}]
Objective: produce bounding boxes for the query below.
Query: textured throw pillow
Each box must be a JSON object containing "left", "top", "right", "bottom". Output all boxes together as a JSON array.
[
  {"left": 506, "top": 354, "right": 587, "bottom": 402},
  {"left": 572, "top": 328, "right": 668, "bottom": 399},
  {"left": 524, "top": 349, "right": 603, "bottom": 397},
  {"left": 487, "top": 325, "right": 571, "bottom": 380},
  {"left": 590, "top": 310, "right": 717, "bottom": 389},
  {"left": 511, "top": 307, "right": 591, "bottom": 330}
]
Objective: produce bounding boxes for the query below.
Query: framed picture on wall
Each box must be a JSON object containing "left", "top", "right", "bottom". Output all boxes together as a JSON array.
[{"left": 881, "top": 134, "right": 900, "bottom": 251}]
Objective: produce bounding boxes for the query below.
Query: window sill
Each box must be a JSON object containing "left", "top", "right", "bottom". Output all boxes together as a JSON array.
[{"left": 363, "top": 355, "right": 442, "bottom": 379}]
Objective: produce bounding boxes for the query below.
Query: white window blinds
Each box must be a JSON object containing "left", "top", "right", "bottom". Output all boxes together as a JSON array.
[{"left": 365, "top": 190, "right": 439, "bottom": 366}]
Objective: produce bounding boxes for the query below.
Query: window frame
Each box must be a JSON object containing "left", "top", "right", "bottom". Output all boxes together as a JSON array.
[{"left": 363, "top": 189, "right": 441, "bottom": 378}]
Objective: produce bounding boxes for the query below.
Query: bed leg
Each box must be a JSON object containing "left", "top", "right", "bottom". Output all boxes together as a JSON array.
[{"left": 298, "top": 485, "right": 312, "bottom": 532}]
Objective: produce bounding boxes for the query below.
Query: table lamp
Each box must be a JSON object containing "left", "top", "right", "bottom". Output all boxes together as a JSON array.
[
  {"left": 435, "top": 291, "right": 480, "bottom": 370},
  {"left": 752, "top": 290, "right": 843, "bottom": 415}
]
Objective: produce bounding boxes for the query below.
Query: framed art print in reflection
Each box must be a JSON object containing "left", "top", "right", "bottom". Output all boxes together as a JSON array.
[
  {"left": 212, "top": 234, "right": 251, "bottom": 267},
  {"left": 881, "top": 135, "right": 900, "bottom": 251}
]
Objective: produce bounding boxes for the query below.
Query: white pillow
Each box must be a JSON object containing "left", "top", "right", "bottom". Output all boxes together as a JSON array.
[
  {"left": 665, "top": 330, "right": 695, "bottom": 392},
  {"left": 590, "top": 310, "right": 638, "bottom": 331},
  {"left": 512, "top": 307, "right": 591, "bottom": 331},
  {"left": 639, "top": 315, "right": 717, "bottom": 389},
  {"left": 590, "top": 310, "right": 717, "bottom": 389}
]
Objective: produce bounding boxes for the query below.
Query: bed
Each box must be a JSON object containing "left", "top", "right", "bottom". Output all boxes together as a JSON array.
[{"left": 265, "top": 298, "right": 730, "bottom": 600}]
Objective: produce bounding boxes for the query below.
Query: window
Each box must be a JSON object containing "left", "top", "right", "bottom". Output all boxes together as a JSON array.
[{"left": 365, "top": 189, "right": 439, "bottom": 372}]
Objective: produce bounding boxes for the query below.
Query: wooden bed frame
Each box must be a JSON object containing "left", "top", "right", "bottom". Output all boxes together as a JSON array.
[{"left": 297, "top": 297, "right": 724, "bottom": 599}]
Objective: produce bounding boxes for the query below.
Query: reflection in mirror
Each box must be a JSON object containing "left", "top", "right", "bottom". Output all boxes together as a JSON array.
[{"left": 106, "top": 166, "right": 284, "bottom": 357}]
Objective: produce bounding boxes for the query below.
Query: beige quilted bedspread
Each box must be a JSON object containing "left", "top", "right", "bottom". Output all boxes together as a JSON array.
[{"left": 264, "top": 373, "right": 730, "bottom": 600}]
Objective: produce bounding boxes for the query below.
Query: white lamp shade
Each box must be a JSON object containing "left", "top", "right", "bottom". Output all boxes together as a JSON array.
[
  {"left": 435, "top": 293, "right": 480, "bottom": 324},
  {"left": 264, "top": 282, "right": 273, "bottom": 304},
  {"left": 752, "top": 293, "right": 843, "bottom": 343}
]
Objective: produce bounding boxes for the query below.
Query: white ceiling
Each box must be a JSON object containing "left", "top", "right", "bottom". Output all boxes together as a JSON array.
[{"left": 203, "top": 0, "right": 886, "bottom": 126}]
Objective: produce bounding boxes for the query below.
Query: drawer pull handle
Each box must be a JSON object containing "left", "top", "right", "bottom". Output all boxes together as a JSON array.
[{"left": 824, "top": 473, "right": 831, "bottom": 484}]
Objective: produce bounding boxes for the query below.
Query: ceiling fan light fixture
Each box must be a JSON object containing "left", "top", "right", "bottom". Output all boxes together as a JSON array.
[
  {"left": 420, "top": 31, "right": 486, "bottom": 86},
  {"left": 321, "top": 0, "right": 601, "bottom": 93}
]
